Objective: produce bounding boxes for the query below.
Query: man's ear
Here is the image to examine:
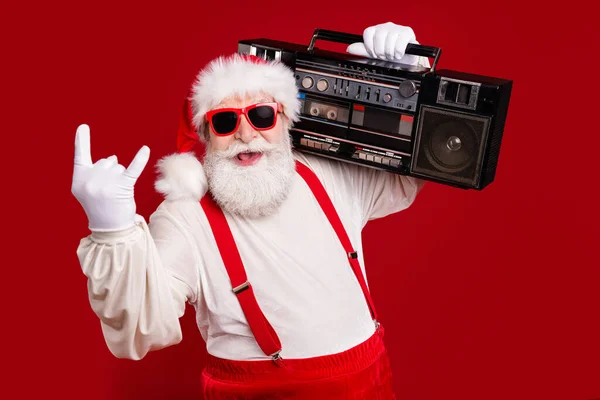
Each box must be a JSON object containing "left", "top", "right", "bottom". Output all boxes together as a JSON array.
[
  {"left": 281, "top": 114, "right": 291, "bottom": 131},
  {"left": 204, "top": 122, "right": 211, "bottom": 142}
]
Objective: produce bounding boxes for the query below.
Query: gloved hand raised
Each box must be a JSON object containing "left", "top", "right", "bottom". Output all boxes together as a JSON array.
[
  {"left": 347, "top": 22, "right": 426, "bottom": 66},
  {"left": 71, "top": 124, "right": 150, "bottom": 232}
]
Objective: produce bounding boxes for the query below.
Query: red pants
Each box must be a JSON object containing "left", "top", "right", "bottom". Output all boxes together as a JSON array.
[{"left": 201, "top": 328, "right": 395, "bottom": 400}]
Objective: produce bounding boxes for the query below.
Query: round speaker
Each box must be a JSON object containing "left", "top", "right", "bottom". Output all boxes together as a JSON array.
[{"left": 424, "top": 119, "right": 478, "bottom": 173}]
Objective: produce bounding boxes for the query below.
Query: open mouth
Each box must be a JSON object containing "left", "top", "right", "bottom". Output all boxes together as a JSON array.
[{"left": 234, "top": 151, "right": 263, "bottom": 166}]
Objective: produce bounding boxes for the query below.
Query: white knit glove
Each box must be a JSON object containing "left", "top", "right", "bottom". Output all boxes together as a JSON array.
[
  {"left": 347, "top": 22, "right": 426, "bottom": 66},
  {"left": 71, "top": 124, "right": 150, "bottom": 232}
]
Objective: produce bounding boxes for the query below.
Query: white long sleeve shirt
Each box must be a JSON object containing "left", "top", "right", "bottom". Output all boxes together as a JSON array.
[{"left": 77, "top": 150, "right": 424, "bottom": 361}]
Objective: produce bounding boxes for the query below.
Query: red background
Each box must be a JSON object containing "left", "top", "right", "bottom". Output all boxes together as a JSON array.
[{"left": 3, "top": 0, "right": 598, "bottom": 399}]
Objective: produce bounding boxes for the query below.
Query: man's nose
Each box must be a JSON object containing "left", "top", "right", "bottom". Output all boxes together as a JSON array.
[{"left": 234, "top": 116, "right": 258, "bottom": 143}]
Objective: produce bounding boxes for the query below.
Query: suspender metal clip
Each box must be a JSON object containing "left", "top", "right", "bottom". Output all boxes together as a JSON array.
[
  {"left": 348, "top": 251, "right": 358, "bottom": 259},
  {"left": 271, "top": 349, "right": 285, "bottom": 367},
  {"left": 232, "top": 281, "right": 250, "bottom": 294}
]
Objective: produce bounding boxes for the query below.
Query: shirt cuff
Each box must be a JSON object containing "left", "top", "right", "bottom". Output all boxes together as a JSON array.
[{"left": 90, "top": 215, "right": 146, "bottom": 244}]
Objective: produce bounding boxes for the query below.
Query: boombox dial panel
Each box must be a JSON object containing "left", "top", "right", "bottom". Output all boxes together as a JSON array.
[{"left": 295, "top": 69, "right": 419, "bottom": 113}]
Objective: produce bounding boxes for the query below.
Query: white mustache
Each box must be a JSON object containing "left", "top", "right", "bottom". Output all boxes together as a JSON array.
[{"left": 212, "top": 137, "right": 280, "bottom": 159}]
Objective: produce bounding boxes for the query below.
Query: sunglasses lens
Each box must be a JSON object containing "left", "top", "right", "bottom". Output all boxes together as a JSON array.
[
  {"left": 211, "top": 111, "right": 238, "bottom": 134},
  {"left": 248, "top": 105, "right": 275, "bottom": 129}
]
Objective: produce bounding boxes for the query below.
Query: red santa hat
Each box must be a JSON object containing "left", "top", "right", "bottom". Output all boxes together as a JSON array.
[{"left": 177, "top": 54, "right": 301, "bottom": 153}]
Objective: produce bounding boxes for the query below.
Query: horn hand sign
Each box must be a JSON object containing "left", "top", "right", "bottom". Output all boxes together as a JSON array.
[{"left": 71, "top": 124, "right": 150, "bottom": 232}]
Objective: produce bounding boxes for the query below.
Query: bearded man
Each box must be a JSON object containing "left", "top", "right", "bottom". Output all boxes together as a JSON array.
[{"left": 72, "top": 22, "right": 430, "bottom": 399}]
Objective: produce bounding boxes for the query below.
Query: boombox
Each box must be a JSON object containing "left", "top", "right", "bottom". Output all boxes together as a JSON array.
[{"left": 238, "top": 29, "right": 513, "bottom": 190}]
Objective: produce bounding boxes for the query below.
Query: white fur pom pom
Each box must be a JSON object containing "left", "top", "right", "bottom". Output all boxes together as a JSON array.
[{"left": 154, "top": 152, "right": 208, "bottom": 201}]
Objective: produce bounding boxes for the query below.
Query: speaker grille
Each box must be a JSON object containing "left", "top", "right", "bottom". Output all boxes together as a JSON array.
[{"left": 411, "top": 105, "right": 490, "bottom": 188}]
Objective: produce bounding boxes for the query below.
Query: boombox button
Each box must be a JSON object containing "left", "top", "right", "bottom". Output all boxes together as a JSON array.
[
  {"left": 389, "top": 159, "right": 401, "bottom": 167},
  {"left": 366, "top": 154, "right": 375, "bottom": 162},
  {"left": 383, "top": 93, "right": 392, "bottom": 103},
  {"left": 328, "top": 145, "right": 339, "bottom": 153},
  {"left": 317, "top": 79, "right": 329, "bottom": 91},
  {"left": 358, "top": 152, "right": 367, "bottom": 160},
  {"left": 373, "top": 156, "right": 382, "bottom": 163},
  {"left": 301, "top": 76, "right": 314, "bottom": 89},
  {"left": 380, "top": 158, "right": 390, "bottom": 166}
]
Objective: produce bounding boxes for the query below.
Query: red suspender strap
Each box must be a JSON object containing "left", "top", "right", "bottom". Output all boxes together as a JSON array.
[
  {"left": 294, "top": 160, "right": 379, "bottom": 323},
  {"left": 200, "top": 194, "right": 283, "bottom": 362},
  {"left": 199, "top": 160, "right": 378, "bottom": 363}
]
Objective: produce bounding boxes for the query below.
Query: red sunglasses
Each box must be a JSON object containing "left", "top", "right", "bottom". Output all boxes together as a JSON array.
[{"left": 206, "top": 102, "right": 282, "bottom": 136}]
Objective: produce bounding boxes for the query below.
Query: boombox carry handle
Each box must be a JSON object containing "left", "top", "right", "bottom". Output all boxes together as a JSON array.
[{"left": 307, "top": 28, "right": 441, "bottom": 72}]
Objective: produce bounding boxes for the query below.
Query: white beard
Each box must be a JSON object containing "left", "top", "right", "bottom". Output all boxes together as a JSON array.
[{"left": 203, "top": 131, "right": 296, "bottom": 219}]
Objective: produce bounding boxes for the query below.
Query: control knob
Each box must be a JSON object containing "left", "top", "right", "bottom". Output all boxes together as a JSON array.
[
  {"left": 301, "top": 76, "right": 314, "bottom": 89},
  {"left": 398, "top": 80, "right": 417, "bottom": 98},
  {"left": 316, "top": 79, "right": 329, "bottom": 91}
]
